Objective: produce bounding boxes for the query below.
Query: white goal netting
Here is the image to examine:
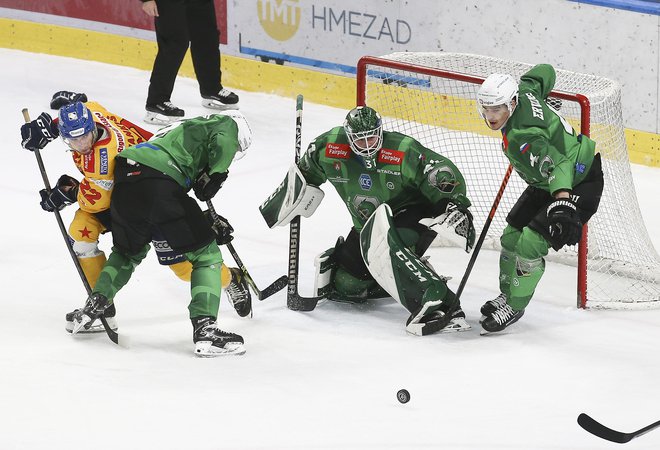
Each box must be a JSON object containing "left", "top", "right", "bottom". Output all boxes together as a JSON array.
[{"left": 357, "top": 52, "right": 660, "bottom": 309}]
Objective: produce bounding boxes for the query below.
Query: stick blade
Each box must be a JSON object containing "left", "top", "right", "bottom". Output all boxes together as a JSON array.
[
  {"left": 287, "top": 294, "right": 322, "bottom": 312},
  {"left": 257, "top": 275, "right": 288, "bottom": 300},
  {"left": 578, "top": 413, "right": 632, "bottom": 444}
]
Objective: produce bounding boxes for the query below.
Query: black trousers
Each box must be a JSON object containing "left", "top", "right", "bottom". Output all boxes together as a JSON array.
[
  {"left": 111, "top": 158, "right": 215, "bottom": 256},
  {"left": 507, "top": 153, "right": 604, "bottom": 243},
  {"left": 147, "top": 0, "right": 222, "bottom": 105}
]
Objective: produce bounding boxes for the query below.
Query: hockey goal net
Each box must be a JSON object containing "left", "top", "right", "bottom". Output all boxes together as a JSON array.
[{"left": 356, "top": 52, "right": 660, "bottom": 309}]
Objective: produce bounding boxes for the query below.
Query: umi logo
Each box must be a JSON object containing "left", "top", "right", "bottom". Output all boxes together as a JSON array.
[{"left": 258, "top": 0, "right": 301, "bottom": 41}]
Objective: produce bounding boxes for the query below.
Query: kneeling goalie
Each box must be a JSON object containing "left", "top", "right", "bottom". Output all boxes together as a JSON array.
[{"left": 261, "top": 106, "right": 475, "bottom": 335}]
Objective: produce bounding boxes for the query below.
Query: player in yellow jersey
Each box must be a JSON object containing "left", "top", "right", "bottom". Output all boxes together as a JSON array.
[{"left": 20, "top": 91, "right": 251, "bottom": 332}]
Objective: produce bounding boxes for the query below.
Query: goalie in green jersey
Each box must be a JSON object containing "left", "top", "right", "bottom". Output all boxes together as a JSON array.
[
  {"left": 261, "top": 106, "right": 476, "bottom": 336},
  {"left": 476, "top": 64, "right": 604, "bottom": 334}
]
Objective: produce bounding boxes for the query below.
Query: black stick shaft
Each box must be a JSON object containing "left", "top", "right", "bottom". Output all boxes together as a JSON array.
[
  {"left": 287, "top": 95, "right": 304, "bottom": 309},
  {"left": 22, "top": 108, "right": 117, "bottom": 344},
  {"left": 455, "top": 165, "right": 513, "bottom": 300},
  {"left": 23, "top": 109, "right": 92, "bottom": 294}
]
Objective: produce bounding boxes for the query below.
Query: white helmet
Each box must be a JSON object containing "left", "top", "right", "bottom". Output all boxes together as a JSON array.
[
  {"left": 476, "top": 73, "right": 519, "bottom": 118},
  {"left": 215, "top": 110, "right": 253, "bottom": 159}
]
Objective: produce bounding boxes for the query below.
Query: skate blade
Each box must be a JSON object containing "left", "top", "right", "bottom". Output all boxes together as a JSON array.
[
  {"left": 201, "top": 100, "right": 239, "bottom": 110},
  {"left": 194, "top": 341, "right": 246, "bottom": 357},
  {"left": 144, "top": 111, "right": 180, "bottom": 125},
  {"left": 71, "top": 315, "right": 93, "bottom": 335},
  {"left": 66, "top": 316, "right": 118, "bottom": 334},
  {"left": 440, "top": 317, "right": 471, "bottom": 333}
]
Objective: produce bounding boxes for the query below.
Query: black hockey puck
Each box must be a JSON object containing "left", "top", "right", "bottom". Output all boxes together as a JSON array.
[{"left": 397, "top": 389, "right": 410, "bottom": 404}]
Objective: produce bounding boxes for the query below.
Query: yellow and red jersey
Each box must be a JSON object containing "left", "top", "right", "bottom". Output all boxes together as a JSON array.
[{"left": 71, "top": 102, "right": 153, "bottom": 214}]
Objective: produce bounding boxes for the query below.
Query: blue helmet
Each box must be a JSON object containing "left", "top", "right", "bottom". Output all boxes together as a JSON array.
[{"left": 58, "top": 101, "right": 95, "bottom": 139}]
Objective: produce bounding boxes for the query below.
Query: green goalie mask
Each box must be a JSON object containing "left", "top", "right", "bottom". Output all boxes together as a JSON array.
[{"left": 344, "top": 106, "right": 383, "bottom": 157}]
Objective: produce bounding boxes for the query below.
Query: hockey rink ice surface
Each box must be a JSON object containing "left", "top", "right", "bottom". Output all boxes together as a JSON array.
[{"left": 3, "top": 48, "right": 660, "bottom": 449}]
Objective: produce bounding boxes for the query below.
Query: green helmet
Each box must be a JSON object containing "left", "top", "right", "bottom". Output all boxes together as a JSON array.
[{"left": 343, "top": 106, "right": 383, "bottom": 157}]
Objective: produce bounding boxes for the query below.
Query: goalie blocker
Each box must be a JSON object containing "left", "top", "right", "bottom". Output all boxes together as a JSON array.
[
  {"left": 259, "top": 164, "right": 324, "bottom": 228},
  {"left": 360, "top": 204, "right": 458, "bottom": 336}
]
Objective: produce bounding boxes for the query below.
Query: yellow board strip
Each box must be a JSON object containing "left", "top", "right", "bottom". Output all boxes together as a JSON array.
[{"left": 2, "top": 17, "right": 658, "bottom": 167}]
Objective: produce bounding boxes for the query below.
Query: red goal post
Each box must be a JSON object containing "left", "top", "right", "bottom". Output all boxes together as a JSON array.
[{"left": 356, "top": 53, "right": 660, "bottom": 310}]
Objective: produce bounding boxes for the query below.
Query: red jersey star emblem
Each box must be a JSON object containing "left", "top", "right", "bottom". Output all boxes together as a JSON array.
[{"left": 79, "top": 227, "right": 92, "bottom": 239}]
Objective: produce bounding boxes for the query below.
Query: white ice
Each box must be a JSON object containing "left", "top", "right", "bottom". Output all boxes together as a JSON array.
[{"left": 2, "top": 48, "right": 660, "bottom": 449}]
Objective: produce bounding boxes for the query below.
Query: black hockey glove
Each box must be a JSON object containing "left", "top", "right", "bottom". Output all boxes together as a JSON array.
[
  {"left": 39, "top": 174, "right": 79, "bottom": 212},
  {"left": 547, "top": 197, "right": 582, "bottom": 251},
  {"left": 50, "top": 91, "right": 88, "bottom": 110},
  {"left": 204, "top": 210, "right": 234, "bottom": 245},
  {"left": 20, "top": 112, "right": 59, "bottom": 152},
  {"left": 193, "top": 169, "right": 228, "bottom": 202}
]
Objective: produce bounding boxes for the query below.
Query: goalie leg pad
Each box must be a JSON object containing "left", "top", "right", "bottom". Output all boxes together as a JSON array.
[
  {"left": 360, "top": 204, "right": 456, "bottom": 328},
  {"left": 259, "top": 164, "right": 324, "bottom": 228}
]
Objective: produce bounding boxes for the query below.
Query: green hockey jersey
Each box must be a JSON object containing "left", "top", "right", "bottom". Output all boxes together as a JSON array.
[
  {"left": 502, "top": 64, "right": 597, "bottom": 194},
  {"left": 298, "top": 127, "right": 469, "bottom": 231},
  {"left": 118, "top": 114, "right": 239, "bottom": 189}
]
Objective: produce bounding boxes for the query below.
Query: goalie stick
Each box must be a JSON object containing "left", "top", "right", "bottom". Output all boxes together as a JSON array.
[
  {"left": 578, "top": 413, "right": 660, "bottom": 444},
  {"left": 205, "top": 201, "right": 287, "bottom": 300},
  {"left": 22, "top": 108, "right": 121, "bottom": 346},
  {"left": 286, "top": 95, "right": 324, "bottom": 311}
]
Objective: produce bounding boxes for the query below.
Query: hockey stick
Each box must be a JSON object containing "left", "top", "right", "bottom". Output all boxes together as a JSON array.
[
  {"left": 578, "top": 413, "right": 660, "bottom": 444},
  {"left": 286, "top": 95, "right": 324, "bottom": 312},
  {"left": 22, "top": 108, "right": 120, "bottom": 345},
  {"left": 455, "top": 165, "right": 513, "bottom": 300},
  {"left": 205, "top": 201, "right": 287, "bottom": 300}
]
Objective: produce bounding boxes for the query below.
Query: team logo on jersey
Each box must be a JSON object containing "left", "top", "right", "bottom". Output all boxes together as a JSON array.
[
  {"left": 83, "top": 152, "right": 95, "bottom": 173},
  {"left": 378, "top": 148, "right": 404, "bottom": 165},
  {"left": 539, "top": 156, "right": 554, "bottom": 179},
  {"left": 325, "top": 142, "right": 351, "bottom": 159},
  {"left": 359, "top": 174, "right": 372, "bottom": 190},
  {"left": 519, "top": 143, "right": 530, "bottom": 154},
  {"left": 99, "top": 148, "right": 109, "bottom": 174},
  {"left": 333, "top": 161, "right": 341, "bottom": 171},
  {"left": 427, "top": 165, "right": 458, "bottom": 193},
  {"left": 386, "top": 181, "right": 395, "bottom": 190}
]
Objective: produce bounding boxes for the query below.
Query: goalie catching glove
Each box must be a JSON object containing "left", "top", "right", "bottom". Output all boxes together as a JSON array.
[
  {"left": 39, "top": 174, "right": 79, "bottom": 212},
  {"left": 547, "top": 196, "right": 582, "bottom": 250},
  {"left": 419, "top": 201, "right": 475, "bottom": 252},
  {"left": 21, "top": 112, "right": 59, "bottom": 152}
]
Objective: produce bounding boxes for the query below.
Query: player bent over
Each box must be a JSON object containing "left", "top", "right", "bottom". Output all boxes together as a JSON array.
[
  {"left": 67, "top": 112, "right": 252, "bottom": 356},
  {"left": 475, "top": 65, "right": 604, "bottom": 334},
  {"left": 20, "top": 92, "right": 252, "bottom": 334},
  {"left": 261, "top": 106, "right": 476, "bottom": 335}
]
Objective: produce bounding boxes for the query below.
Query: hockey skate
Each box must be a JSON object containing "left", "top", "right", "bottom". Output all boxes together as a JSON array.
[
  {"left": 201, "top": 88, "right": 239, "bottom": 110},
  {"left": 65, "top": 302, "right": 117, "bottom": 333},
  {"left": 479, "top": 293, "right": 508, "bottom": 323},
  {"left": 405, "top": 299, "right": 455, "bottom": 336},
  {"left": 70, "top": 293, "right": 113, "bottom": 334},
  {"left": 480, "top": 303, "right": 525, "bottom": 335},
  {"left": 145, "top": 101, "right": 184, "bottom": 125},
  {"left": 439, "top": 306, "right": 471, "bottom": 333},
  {"left": 226, "top": 267, "right": 252, "bottom": 317},
  {"left": 192, "top": 316, "right": 245, "bottom": 357}
]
